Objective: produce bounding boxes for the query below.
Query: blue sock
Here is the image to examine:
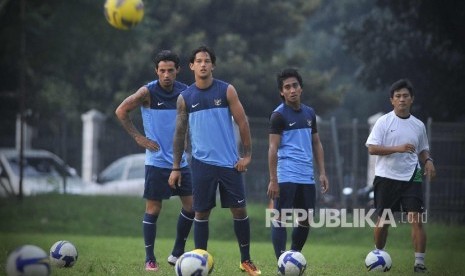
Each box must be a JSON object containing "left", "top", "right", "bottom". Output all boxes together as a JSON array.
[
  {"left": 234, "top": 216, "right": 251, "bottom": 262},
  {"left": 194, "top": 218, "right": 209, "bottom": 250},
  {"left": 143, "top": 213, "right": 158, "bottom": 262},
  {"left": 271, "top": 220, "right": 287, "bottom": 259},
  {"left": 290, "top": 224, "right": 309, "bottom": 252},
  {"left": 171, "top": 209, "right": 194, "bottom": 257}
]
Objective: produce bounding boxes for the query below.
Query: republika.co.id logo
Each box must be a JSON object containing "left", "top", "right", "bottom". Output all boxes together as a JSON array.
[{"left": 265, "top": 208, "right": 428, "bottom": 228}]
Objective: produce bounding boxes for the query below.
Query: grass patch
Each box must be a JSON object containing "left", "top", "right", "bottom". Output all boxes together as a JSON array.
[{"left": 0, "top": 194, "right": 463, "bottom": 275}]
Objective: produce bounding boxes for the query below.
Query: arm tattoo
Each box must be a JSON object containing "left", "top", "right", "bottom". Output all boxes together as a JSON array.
[
  {"left": 242, "top": 144, "right": 252, "bottom": 158},
  {"left": 172, "top": 96, "right": 188, "bottom": 166}
]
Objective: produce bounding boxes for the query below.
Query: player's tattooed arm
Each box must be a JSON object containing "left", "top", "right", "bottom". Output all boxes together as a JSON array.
[
  {"left": 172, "top": 95, "right": 188, "bottom": 168},
  {"left": 115, "top": 87, "right": 159, "bottom": 151}
]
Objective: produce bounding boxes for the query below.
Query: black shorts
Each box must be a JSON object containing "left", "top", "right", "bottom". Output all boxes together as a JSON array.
[
  {"left": 373, "top": 176, "right": 424, "bottom": 216},
  {"left": 143, "top": 165, "right": 192, "bottom": 201}
]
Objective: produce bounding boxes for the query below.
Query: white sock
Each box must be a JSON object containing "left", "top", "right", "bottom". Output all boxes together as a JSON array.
[{"left": 415, "top": 252, "right": 425, "bottom": 265}]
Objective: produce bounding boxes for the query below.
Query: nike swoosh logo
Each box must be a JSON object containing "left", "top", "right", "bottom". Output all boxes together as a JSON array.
[
  {"left": 289, "top": 122, "right": 296, "bottom": 126},
  {"left": 192, "top": 103, "right": 200, "bottom": 108},
  {"left": 237, "top": 199, "right": 245, "bottom": 203},
  {"left": 240, "top": 243, "right": 249, "bottom": 247},
  {"left": 157, "top": 102, "right": 164, "bottom": 106}
]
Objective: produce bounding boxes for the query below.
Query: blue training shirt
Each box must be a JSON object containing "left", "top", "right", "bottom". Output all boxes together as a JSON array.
[
  {"left": 181, "top": 79, "right": 238, "bottom": 168},
  {"left": 270, "top": 103, "right": 318, "bottom": 184},
  {"left": 141, "top": 80, "right": 188, "bottom": 169}
]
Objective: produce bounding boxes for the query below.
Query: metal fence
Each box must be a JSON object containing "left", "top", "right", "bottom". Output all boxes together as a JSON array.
[
  {"left": 27, "top": 114, "right": 465, "bottom": 224},
  {"left": 242, "top": 117, "right": 465, "bottom": 224}
]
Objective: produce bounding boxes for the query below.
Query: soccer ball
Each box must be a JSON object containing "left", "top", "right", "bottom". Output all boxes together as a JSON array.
[
  {"left": 175, "top": 251, "right": 209, "bottom": 276},
  {"left": 49, "top": 240, "right": 78, "bottom": 268},
  {"left": 365, "top": 249, "right": 392, "bottom": 272},
  {"left": 277, "top": 250, "right": 307, "bottom": 276},
  {"left": 6, "top": 244, "right": 50, "bottom": 276},
  {"left": 104, "top": 0, "right": 144, "bottom": 30},
  {"left": 191, "top": 249, "right": 214, "bottom": 274}
]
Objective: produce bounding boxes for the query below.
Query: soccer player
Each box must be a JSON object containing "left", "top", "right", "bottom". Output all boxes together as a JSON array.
[
  {"left": 115, "top": 50, "right": 194, "bottom": 272},
  {"left": 168, "top": 45, "right": 261, "bottom": 276},
  {"left": 267, "top": 68, "right": 329, "bottom": 260},
  {"left": 365, "top": 78, "right": 436, "bottom": 273}
]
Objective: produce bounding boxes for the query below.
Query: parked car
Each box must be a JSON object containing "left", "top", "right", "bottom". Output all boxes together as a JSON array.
[
  {"left": 0, "top": 148, "right": 87, "bottom": 197},
  {"left": 82, "top": 153, "right": 145, "bottom": 196}
]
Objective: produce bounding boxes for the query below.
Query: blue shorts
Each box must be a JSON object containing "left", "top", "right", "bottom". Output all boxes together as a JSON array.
[
  {"left": 143, "top": 165, "right": 192, "bottom": 201},
  {"left": 190, "top": 157, "right": 246, "bottom": 212},
  {"left": 274, "top": 183, "right": 316, "bottom": 211}
]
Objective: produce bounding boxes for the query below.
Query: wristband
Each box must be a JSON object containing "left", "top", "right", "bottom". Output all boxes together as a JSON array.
[
  {"left": 172, "top": 168, "right": 182, "bottom": 171},
  {"left": 425, "top": 157, "right": 434, "bottom": 164}
]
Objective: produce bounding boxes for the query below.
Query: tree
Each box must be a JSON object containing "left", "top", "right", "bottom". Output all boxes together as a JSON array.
[
  {"left": 341, "top": 0, "right": 465, "bottom": 121},
  {"left": 2, "top": 0, "right": 344, "bottom": 167},
  {"left": 285, "top": 0, "right": 384, "bottom": 122}
]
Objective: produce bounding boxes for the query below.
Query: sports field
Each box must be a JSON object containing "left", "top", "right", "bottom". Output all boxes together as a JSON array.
[{"left": 0, "top": 194, "right": 463, "bottom": 275}]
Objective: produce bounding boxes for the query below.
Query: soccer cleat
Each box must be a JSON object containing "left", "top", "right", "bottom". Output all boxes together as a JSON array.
[
  {"left": 145, "top": 260, "right": 159, "bottom": 271},
  {"left": 240, "top": 260, "right": 262, "bottom": 275},
  {"left": 167, "top": 255, "right": 178, "bottom": 266},
  {"left": 414, "top": 263, "right": 428, "bottom": 273}
]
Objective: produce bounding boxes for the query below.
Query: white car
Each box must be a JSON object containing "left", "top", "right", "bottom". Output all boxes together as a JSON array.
[
  {"left": 0, "top": 148, "right": 87, "bottom": 197},
  {"left": 82, "top": 153, "right": 145, "bottom": 196}
]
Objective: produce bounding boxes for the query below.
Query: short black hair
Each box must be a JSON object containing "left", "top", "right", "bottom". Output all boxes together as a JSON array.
[
  {"left": 154, "top": 50, "right": 180, "bottom": 69},
  {"left": 276, "top": 68, "right": 303, "bottom": 101},
  {"left": 189, "top": 45, "right": 216, "bottom": 65},
  {"left": 389, "top": 78, "right": 414, "bottom": 97}
]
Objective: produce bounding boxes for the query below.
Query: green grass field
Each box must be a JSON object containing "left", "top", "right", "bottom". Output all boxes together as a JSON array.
[{"left": 0, "top": 194, "right": 463, "bottom": 275}]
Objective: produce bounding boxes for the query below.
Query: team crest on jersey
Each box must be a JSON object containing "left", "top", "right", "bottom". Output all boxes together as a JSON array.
[
  {"left": 214, "top": 98, "right": 222, "bottom": 106},
  {"left": 307, "top": 119, "right": 312, "bottom": 127}
]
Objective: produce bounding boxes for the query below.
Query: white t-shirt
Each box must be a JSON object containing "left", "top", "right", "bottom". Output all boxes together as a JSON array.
[{"left": 366, "top": 111, "right": 429, "bottom": 181}]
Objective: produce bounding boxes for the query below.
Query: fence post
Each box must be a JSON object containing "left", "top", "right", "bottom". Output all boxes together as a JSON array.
[
  {"left": 81, "top": 109, "right": 106, "bottom": 182},
  {"left": 330, "top": 117, "right": 343, "bottom": 205},
  {"left": 366, "top": 112, "right": 384, "bottom": 188},
  {"left": 351, "top": 118, "right": 359, "bottom": 207},
  {"left": 425, "top": 117, "right": 432, "bottom": 217}
]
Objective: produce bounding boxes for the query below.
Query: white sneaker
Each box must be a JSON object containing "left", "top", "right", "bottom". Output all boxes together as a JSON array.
[{"left": 167, "top": 255, "right": 178, "bottom": 266}]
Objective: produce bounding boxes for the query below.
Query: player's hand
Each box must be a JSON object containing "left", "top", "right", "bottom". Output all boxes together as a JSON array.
[
  {"left": 423, "top": 162, "right": 436, "bottom": 182},
  {"left": 319, "top": 175, "right": 329, "bottom": 194},
  {"left": 267, "top": 180, "right": 280, "bottom": 199},
  {"left": 135, "top": 136, "right": 160, "bottom": 152},
  {"left": 234, "top": 156, "right": 251, "bottom": 172},
  {"left": 168, "top": 171, "right": 181, "bottom": 188},
  {"left": 399, "top": 143, "right": 416, "bottom": 154}
]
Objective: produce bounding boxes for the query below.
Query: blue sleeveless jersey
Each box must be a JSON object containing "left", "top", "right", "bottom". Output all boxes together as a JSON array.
[
  {"left": 271, "top": 103, "right": 317, "bottom": 184},
  {"left": 141, "top": 80, "right": 188, "bottom": 169},
  {"left": 181, "top": 79, "right": 238, "bottom": 167}
]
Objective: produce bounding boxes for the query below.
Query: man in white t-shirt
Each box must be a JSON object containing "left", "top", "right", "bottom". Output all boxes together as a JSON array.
[{"left": 366, "top": 79, "right": 436, "bottom": 273}]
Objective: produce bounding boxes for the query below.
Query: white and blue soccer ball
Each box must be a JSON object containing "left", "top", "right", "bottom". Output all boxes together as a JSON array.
[
  {"left": 49, "top": 240, "right": 78, "bottom": 268},
  {"left": 365, "top": 249, "right": 392, "bottom": 272},
  {"left": 175, "top": 251, "right": 209, "bottom": 276},
  {"left": 6, "top": 244, "right": 50, "bottom": 276},
  {"left": 277, "top": 250, "right": 307, "bottom": 276}
]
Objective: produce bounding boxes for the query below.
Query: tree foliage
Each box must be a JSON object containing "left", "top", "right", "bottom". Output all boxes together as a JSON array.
[
  {"left": 285, "top": 0, "right": 385, "bottom": 122},
  {"left": 341, "top": 0, "right": 465, "bottom": 121},
  {"left": 1, "top": 0, "right": 345, "bottom": 148}
]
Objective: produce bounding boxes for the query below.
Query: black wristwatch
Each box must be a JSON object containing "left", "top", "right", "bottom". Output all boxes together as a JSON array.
[{"left": 425, "top": 157, "right": 434, "bottom": 164}]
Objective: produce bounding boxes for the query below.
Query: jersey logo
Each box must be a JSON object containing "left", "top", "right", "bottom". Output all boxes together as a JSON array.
[
  {"left": 192, "top": 103, "right": 200, "bottom": 108},
  {"left": 214, "top": 99, "right": 222, "bottom": 106},
  {"left": 289, "top": 122, "right": 296, "bottom": 126},
  {"left": 157, "top": 102, "right": 164, "bottom": 106}
]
